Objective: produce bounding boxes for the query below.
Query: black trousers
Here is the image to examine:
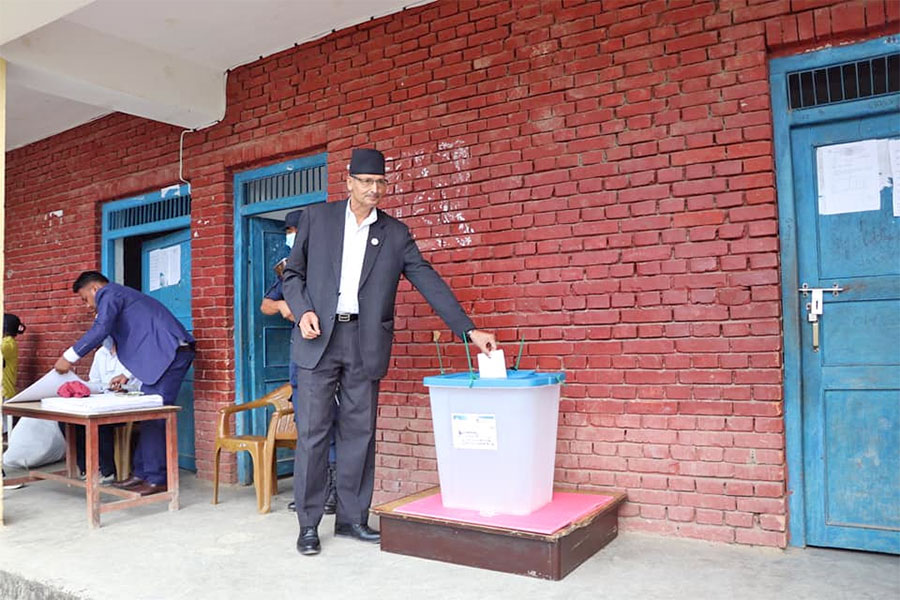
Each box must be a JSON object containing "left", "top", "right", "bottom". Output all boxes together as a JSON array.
[
  {"left": 132, "top": 348, "right": 194, "bottom": 485},
  {"left": 74, "top": 424, "right": 117, "bottom": 477},
  {"left": 292, "top": 320, "right": 378, "bottom": 528}
]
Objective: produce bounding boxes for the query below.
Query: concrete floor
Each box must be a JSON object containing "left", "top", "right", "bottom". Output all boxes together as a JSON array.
[{"left": 1, "top": 468, "right": 898, "bottom": 600}]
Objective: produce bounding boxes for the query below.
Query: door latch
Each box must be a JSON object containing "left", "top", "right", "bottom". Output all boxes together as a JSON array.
[{"left": 798, "top": 283, "right": 844, "bottom": 352}]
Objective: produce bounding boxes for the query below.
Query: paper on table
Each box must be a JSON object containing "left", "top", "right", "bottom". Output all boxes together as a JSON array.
[
  {"left": 477, "top": 348, "right": 507, "bottom": 379},
  {"left": 5, "top": 369, "right": 89, "bottom": 403},
  {"left": 889, "top": 139, "right": 900, "bottom": 217},
  {"left": 41, "top": 394, "right": 164, "bottom": 414},
  {"left": 816, "top": 140, "right": 881, "bottom": 215}
]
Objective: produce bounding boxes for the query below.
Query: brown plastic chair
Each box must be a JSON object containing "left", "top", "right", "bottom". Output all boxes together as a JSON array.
[
  {"left": 262, "top": 386, "right": 297, "bottom": 511},
  {"left": 212, "top": 383, "right": 293, "bottom": 513}
]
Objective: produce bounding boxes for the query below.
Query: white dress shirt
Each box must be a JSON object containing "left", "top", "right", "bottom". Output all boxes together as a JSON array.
[
  {"left": 87, "top": 345, "right": 142, "bottom": 393},
  {"left": 335, "top": 202, "right": 378, "bottom": 315}
]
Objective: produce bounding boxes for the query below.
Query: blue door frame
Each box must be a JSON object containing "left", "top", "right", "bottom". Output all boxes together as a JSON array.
[
  {"left": 233, "top": 155, "right": 327, "bottom": 484},
  {"left": 100, "top": 183, "right": 195, "bottom": 470},
  {"left": 771, "top": 36, "right": 900, "bottom": 550},
  {"left": 249, "top": 217, "right": 297, "bottom": 478}
]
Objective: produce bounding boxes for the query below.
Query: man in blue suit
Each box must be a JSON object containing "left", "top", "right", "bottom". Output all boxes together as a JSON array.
[{"left": 54, "top": 271, "right": 195, "bottom": 496}]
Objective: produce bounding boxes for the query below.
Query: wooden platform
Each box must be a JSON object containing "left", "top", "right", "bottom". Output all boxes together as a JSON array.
[{"left": 372, "top": 487, "right": 626, "bottom": 580}]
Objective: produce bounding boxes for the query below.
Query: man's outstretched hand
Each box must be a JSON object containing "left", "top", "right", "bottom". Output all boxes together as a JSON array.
[
  {"left": 468, "top": 329, "right": 497, "bottom": 356},
  {"left": 54, "top": 356, "right": 72, "bottom": 374}
]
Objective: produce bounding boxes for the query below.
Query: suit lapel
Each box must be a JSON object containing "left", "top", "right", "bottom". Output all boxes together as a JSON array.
[
  {"left": 330, "top": 200, "right": 347, "bottom": 284},
  {"left": 358, "top": 213, "right": 386, "bottom": 291}
]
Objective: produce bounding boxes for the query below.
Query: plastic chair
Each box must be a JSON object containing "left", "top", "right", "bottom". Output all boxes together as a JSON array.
[
  {"left": 262, "top": 386, "right": 297, "bottom": 512},
  {"left": 212, "top": 383, "right": 293, "bottom": 513}
]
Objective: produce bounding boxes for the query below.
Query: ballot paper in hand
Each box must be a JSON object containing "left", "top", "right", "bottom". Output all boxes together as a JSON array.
[
  {"left": 477, "top": 348, "right": 507, "bottom": 379},
  {"left": 5, "top": 369, "right": 89, "bottom": 403}
]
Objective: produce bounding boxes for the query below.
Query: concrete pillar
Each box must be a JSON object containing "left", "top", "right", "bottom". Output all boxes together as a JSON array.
[{"left": 0, "top": 57, "right": 6, "bottom": 524}]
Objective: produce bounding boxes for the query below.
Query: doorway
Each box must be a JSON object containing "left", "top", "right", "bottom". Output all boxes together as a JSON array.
[
  {"left": 101, "top": 184, "right": 196, "bottom": 470},
  {"left": 771, "top": 36, "right": 900, "bottom": 553},
  {"left": 233, "top": 154, "right": 327, "bottom": 483}
]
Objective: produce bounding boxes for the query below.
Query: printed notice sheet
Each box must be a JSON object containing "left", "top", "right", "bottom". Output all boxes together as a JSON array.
[
  {"left": 889, "top": 139, "right": 900, "bottom": 217},
  {"left": 816, "top": 140, "right": 881, "bottom": 215},
  {"left": 451, "top": 413, "right": 498, "bottom": 450},
  {"left": 148, "top": 244, "right": 181, "bottom": 291}
]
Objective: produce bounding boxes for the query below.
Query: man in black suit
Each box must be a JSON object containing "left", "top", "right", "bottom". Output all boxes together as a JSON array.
[{"left": 283, "top": 148, "right": 496, "bottom": 555}]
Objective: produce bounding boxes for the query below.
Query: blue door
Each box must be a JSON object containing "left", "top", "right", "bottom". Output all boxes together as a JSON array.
[
  {"left": 249, "top": 217, "right": 294, "bottom": 477},
  {"left": 790, "top": 115, "right": 899, "bottom": 552},
  {"left": 141, "top": 228, "right": 195, "bottom": 471}
]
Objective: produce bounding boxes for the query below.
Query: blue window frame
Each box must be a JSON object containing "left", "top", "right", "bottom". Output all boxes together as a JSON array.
[{"left": 101, "top": 184, "right": 191, "bottom": 279}]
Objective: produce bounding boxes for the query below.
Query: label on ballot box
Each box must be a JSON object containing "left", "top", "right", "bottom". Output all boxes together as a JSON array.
[{"left": 451, "top": 413, "right": 497, "bottom": 450}]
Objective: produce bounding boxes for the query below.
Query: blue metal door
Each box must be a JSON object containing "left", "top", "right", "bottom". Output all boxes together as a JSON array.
[
  {"left": 249, "top": 217, "right": 294, "bottom": 476},
  {"left": 233, "top": 155, "right": 326, "bottom": 484},
  {"left": 141, "top": 228, "right": 195, "bottom": 471},
  {"left": 791, "top": 116, "right": 899, "bottom": 553}
]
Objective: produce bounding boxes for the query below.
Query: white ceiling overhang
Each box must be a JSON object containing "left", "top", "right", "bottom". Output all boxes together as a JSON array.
[
  {"left": 4, "top": 19, "right": 225, "bottom": 131},
  {"left": 1, "top": 0, "right": 432, "bottom": 150},
  {"left": 0, "top": 0, "right": 96, "bottom": 45}
]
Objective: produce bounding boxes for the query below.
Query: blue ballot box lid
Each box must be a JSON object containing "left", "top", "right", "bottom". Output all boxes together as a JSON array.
[{"left": 423, "top": 370, "right": 565, "bottom": 388}]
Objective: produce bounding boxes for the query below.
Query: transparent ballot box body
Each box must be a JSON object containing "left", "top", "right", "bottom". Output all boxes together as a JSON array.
[{"left": 423, "top": 370, "right": 565, "bottom": 516}]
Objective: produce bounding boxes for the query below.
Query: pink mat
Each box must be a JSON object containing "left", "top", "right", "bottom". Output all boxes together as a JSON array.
[{"left": 394, "top": 492, "right": 615, "bottom": 535}]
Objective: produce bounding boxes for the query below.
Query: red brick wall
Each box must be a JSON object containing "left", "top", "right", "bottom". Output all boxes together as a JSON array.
[{"left": 5, "top": 0, "right": 896, "bottom": 546}]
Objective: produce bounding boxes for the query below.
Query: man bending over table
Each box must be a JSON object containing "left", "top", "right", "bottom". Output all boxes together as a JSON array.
[{"left": 54, "top": 271, "right": 194, "bottom": 496}]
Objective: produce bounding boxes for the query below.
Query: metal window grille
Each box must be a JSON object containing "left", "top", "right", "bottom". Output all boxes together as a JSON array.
[
  {"left": 106, "top": 193, "right": 191, "bottom": 232},
  {"left": 241, "top": 164, "right": 326, "bottom": 205},
  {"left": 787, "top": 52, "right": 899, "bottom": 110}
]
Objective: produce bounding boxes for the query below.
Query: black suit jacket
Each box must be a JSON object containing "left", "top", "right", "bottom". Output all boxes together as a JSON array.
[{"left": 283, "top": 199, "right": 474, "bottom": 380}]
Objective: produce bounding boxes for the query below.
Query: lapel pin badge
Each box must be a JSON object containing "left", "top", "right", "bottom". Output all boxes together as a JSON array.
[{"left": 371, "top": 238, "right": 379, "bottom": 246}]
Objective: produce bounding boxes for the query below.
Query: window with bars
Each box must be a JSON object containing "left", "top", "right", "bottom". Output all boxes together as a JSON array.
[
  {"left": 787, "top": 53, "right": 900, "bottom": 110},
  {"left": 241, "top": 163, "right": 326, "bottom": 206},
  {"left": 106, "top": 192, "right": 191, "bottom": 232}
]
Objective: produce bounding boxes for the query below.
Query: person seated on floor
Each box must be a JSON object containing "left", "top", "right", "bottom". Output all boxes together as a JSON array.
[{"left": 74, "top": 336, "right": 142, "bottom": 483}]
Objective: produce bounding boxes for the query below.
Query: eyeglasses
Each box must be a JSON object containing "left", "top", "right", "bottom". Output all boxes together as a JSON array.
[{"left": 350, "top": 175, "right": 388, "bottom": 188}]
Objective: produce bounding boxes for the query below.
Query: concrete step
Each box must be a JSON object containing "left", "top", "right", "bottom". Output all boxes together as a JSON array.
[{"left": 0, "top": 569, "right": 85, "bottom": 600}]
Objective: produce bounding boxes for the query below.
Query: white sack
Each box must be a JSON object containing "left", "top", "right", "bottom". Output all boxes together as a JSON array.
[{"left": 2, "top": 417, "right": 66, "bottom": 469}]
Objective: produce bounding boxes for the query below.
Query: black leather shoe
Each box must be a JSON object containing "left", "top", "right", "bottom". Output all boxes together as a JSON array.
[
  {"left": 324, "top": 464, "right": 337, "bottom": 514},
  {"left": 334, "top": 523, "right": 380, "bottom": 543},
  {"left": 324, "top": 490, "right": 337, "bottom": 515},
  {"left": 287, "top": 501, "right": 296, "bottom": 512},
  {"left": 131, "top": 482, "right": 167, "bottom": 496},
  {"left": 297, "top": 527, "right": 320, "bottom": 556},
  {"left": 113, "top": 476, "right": 144, "bottom": 489},
  {"left": 323, "top": 497, "right": 337, "bottom": 514}
]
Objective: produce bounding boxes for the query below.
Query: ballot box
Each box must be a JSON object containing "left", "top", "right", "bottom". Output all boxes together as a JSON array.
[{"left": 423, "top": 370, "right": 565, "bottom": 516}]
